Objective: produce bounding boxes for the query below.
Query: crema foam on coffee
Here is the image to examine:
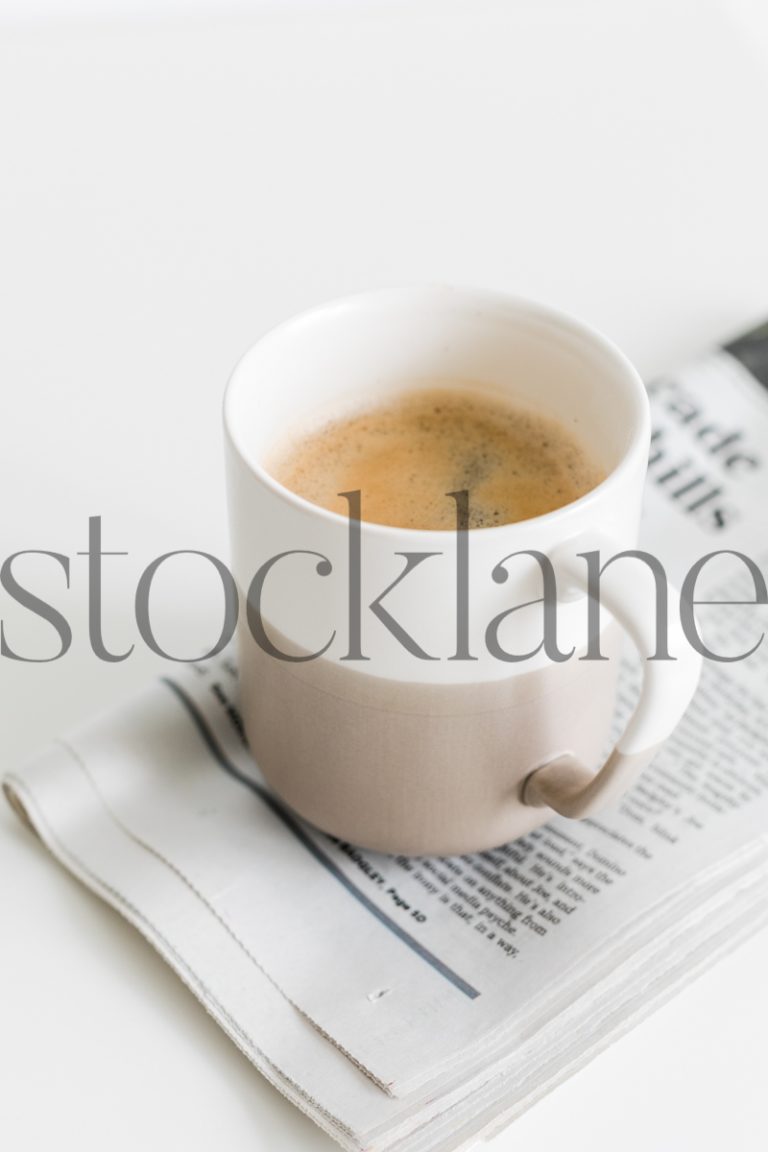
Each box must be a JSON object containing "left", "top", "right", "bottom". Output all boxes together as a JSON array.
[{"left": 268, "top": 386, "right": 604, "bottom": 530}]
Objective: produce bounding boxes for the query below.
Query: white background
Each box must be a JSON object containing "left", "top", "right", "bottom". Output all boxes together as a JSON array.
[{"left": 1, "top": 1, "right": 768, "bottom": 1149}]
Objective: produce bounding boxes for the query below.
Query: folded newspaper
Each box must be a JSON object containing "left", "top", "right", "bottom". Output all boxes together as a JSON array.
[{"left": 5, "top": 322, "right": 768, "bottom": 1151}]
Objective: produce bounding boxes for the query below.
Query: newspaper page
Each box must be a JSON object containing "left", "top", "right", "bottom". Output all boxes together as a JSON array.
[{"left": 5, "top": 325, "right": 768, "bottom": 1150}]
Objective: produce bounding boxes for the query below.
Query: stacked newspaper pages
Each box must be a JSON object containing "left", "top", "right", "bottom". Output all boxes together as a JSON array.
[{"left": 5, "top": 323, "right": 768, "bottom": 1151}]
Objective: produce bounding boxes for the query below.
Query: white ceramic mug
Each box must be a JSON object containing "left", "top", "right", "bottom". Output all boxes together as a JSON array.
[{"left": 224, "top": 287, "right": 701, "bottom": 855}]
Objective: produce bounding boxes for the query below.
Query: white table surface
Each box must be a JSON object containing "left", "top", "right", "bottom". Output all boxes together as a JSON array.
[{"left": 2, "top": 2, "right": 768, "bottom": 1148}]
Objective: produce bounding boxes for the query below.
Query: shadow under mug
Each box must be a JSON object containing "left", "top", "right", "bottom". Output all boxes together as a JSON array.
[{"left": 224, "top": 286, "right": 701, "bottom": 855}]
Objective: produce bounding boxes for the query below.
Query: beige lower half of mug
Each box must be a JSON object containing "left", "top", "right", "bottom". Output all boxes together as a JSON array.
[{"left": 237, "top": 619, "right": 622, "bottom": 856}]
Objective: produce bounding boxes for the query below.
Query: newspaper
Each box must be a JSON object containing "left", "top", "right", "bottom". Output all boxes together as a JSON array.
[{"left": 4, "top": 322, "right": 768, "bottom": 1151}]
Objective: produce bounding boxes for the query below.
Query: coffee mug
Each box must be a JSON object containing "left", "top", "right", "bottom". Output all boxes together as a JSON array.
[{"left": 224, "top": 286, "right": 701, "bottom": 855}]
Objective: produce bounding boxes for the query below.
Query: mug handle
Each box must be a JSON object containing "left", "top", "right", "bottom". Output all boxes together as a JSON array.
[{"left": 522, "top": 534, "right": 702, "bottom": 819}]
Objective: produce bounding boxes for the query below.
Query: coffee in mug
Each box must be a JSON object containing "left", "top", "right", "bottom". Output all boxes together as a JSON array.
[
  {"left": 268, "top": 386, "right": 604, "bottom": 530},
  {"left": 224, "top": 287, "right": 702, "bottom": 855}
]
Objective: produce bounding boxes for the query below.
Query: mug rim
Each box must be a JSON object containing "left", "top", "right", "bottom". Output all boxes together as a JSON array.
[{"left": 223, "top": 284, "right": 650, "bottom": 540}]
